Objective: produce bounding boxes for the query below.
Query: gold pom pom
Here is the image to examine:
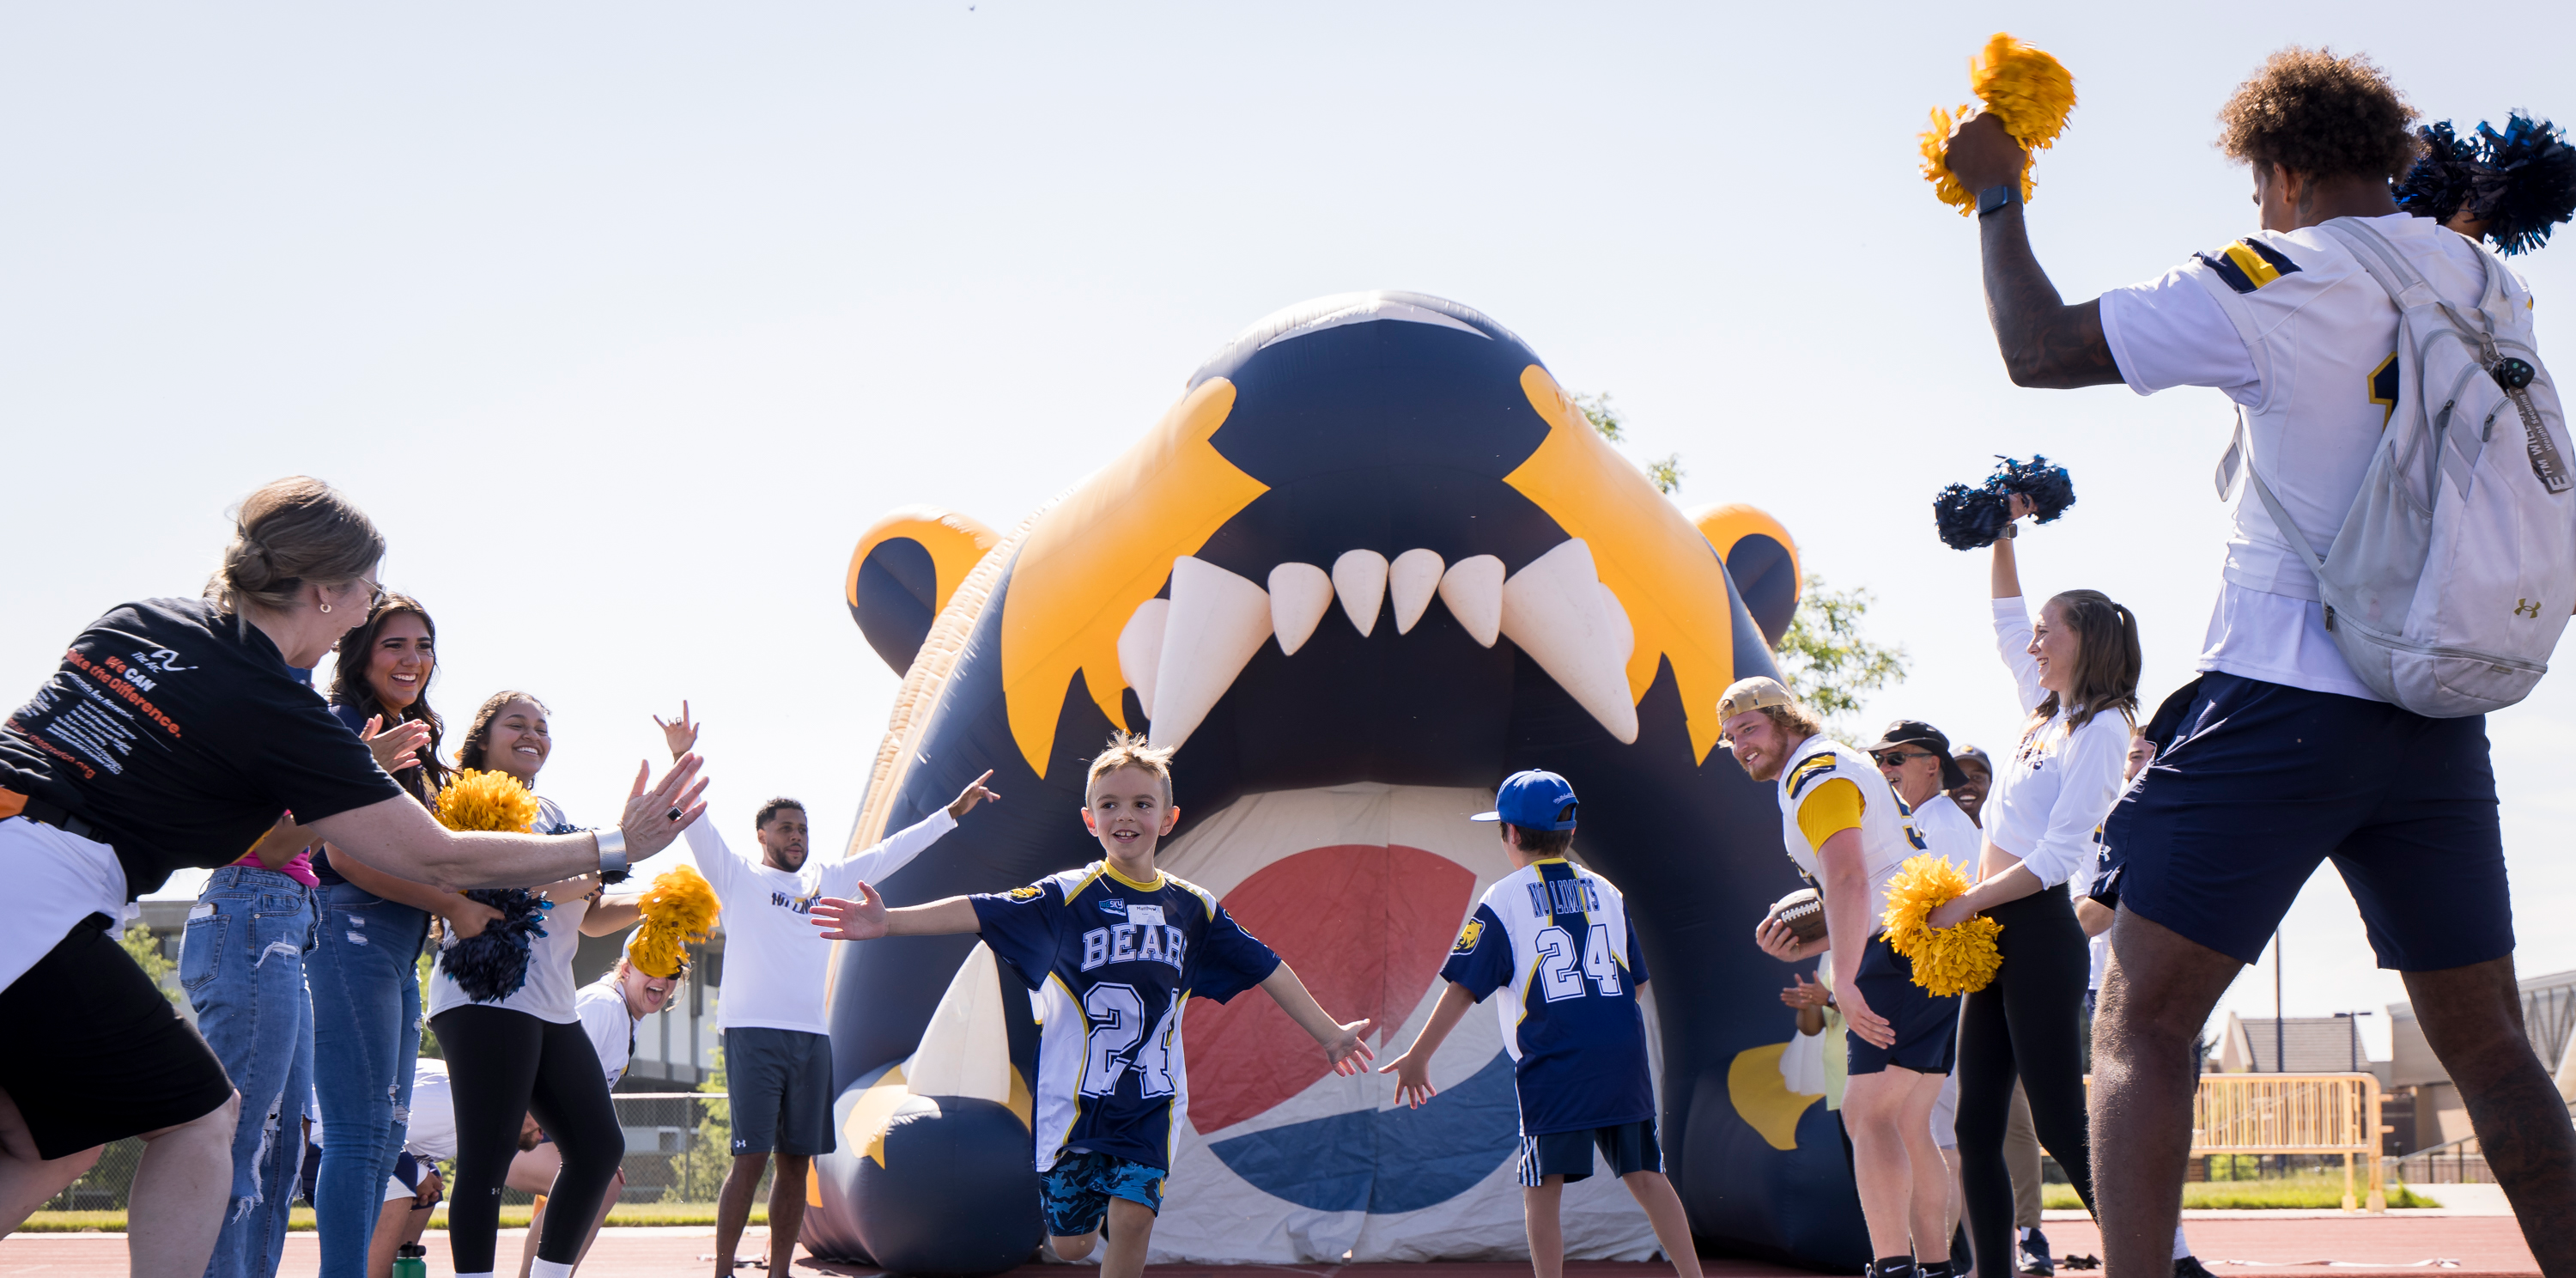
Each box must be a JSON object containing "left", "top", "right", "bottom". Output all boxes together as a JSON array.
[
  {"left": 1917, "top": 32, "right": 2070, "bottom": 210},
  {"left": 627, "top": 863, "right": 720, "bottom": 979},
  {"left": 433, "top": 769, "right": 543, "bottom": 834},
  {"left": 1880, "top": 854, "right": 2004, "bottom": 996},
  {"left": 1920, "top": 103, "right": 1974, "bottom": 216},
  {"left": 1971, "top": 33, "right": 2076, "bottom": 153}
]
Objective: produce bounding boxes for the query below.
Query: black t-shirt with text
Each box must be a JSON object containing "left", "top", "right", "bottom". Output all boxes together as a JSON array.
[{"left": 0, "top": 598, "right": 405, "bottom": 896}]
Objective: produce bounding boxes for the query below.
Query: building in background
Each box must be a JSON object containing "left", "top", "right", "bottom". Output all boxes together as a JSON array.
[{"left": 2387, "top": 967, "right": 2576, "bottom": 1155}]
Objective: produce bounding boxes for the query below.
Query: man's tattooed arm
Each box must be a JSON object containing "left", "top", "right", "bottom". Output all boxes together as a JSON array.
[{"left": 1977, "top": 202, "right": 2124, "bottom": 389}]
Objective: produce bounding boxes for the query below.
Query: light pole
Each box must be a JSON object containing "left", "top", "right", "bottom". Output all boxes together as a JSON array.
[
  {"left": 2336, "top": 1010, "right": 2374, "bottom": 1073},
  {"left": 2274, "top": 928, "right": 2286, "bottom": 1072}
]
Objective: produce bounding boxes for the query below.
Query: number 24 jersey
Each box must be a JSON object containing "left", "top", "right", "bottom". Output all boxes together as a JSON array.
[
  {"left": 1441, "top": 856, "right": 1653, "bottom": 1136},
  {"left": 970, "top": 862, "right": 1280, "bottom": 1173}
]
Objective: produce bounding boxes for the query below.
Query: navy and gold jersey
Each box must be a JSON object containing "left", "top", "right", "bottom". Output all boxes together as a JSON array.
[
  {"left": 971, "top": 861, "right": 1280, "bottom": 1172},
  {"left": 1438, "top": 857, "right": 1653, "bottom": 1136}
]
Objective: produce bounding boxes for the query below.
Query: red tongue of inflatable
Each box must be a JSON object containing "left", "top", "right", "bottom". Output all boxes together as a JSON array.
[{"left": 1184, "top": 843, "right": 1478, "bottom": 1133}]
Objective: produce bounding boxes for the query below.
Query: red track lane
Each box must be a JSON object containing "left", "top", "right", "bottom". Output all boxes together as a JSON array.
[{"left": 0, "top": 1218, "right": 2541, "bottom": 1277}]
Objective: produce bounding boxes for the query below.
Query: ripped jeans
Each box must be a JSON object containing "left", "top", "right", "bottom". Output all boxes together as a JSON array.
[
  {"left": 307, "top": 883, "right": 427, "bottom": 1277},
  {"left": 182, "top": 865, "right": 317, "bottom": 1278}
]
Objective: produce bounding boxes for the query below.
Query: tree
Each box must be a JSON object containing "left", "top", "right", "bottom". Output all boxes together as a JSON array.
[
  {"left": 119, "top": 923, "right": 184, "bottom": 1009},
  {"left": 1576, "top": 393, "right": 1684, "bottom": 496},
  {"left": 1775, "top": 574, "right": 1908, "bottom": 737}
]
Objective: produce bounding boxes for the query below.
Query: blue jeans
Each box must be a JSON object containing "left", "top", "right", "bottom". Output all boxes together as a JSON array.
[
  {"left": 307, "top": 885, "right": 427, "bottom": 1278},
  {"left": 183, "top": 866, "right": 316, "bottom": 1278}
]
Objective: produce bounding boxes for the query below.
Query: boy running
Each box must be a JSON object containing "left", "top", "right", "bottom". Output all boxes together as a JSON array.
[
  {"left": 1381, "top": 770, "right": 1704, "bottom": 1278},
  {"left": 811, "top": 734, "right": 1372, "bottom": 1278}
]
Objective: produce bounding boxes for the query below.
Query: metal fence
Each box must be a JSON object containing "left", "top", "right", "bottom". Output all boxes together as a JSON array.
[
  {"left": 2393, "top": 1135, "right": 2493, "bottom": 1185},
  {"left": 44, "top": 1092, "right": 743, "bottom": 1213},
  {"left": 2190, "top": 1072, "right": 2386, "bottom": 1211}
]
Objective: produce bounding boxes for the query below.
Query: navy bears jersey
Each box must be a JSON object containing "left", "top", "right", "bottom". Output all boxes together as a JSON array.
[
  {"left": 971, "top": 861, "right": 1280, "bottom": 1172},
  {"left": 1439, "top": 857, "right": 1653, "bottom": 1136}
]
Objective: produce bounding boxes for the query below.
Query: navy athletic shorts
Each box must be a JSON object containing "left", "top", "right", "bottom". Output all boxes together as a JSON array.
[
  {"left": 722, "top": 1027, "right": 837, "bottom": 1156},
  {"left": 2104, "top": 672, "right": 2507, "bottom": 971},
  {"left": 1847, "top": 933, "right": 1959, "bottom": 1076},
  {"left": 1041, "top": 1149, "right": 1163, "bottom": 1236},
  {"left": 1516, "top": 1117, "right": 1662, "bottom": 1186}
]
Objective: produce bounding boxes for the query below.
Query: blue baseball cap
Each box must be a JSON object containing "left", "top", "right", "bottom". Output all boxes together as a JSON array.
[{"left": 1470, "top": 770, "right": 1579, "bottom": 831}]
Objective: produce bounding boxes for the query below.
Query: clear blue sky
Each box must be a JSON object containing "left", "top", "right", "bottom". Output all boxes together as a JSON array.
[{"left": 9, "top": 2, "right": 2573, "bottom": 1058}]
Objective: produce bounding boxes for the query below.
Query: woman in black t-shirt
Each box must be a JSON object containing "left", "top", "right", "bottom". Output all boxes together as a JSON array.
[{"left": 0, "top": 477, "right": 708, "bottom": 1275}]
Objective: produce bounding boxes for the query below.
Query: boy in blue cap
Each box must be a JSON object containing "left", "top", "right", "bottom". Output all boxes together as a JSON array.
[{"left": 1381, "top": 770, "right": 1704, "bottom": 1278}]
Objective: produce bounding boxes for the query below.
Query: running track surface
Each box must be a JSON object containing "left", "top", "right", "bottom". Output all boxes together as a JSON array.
[{"left": 0, "top": 1216, "right": 2541, "bottom": 1276}]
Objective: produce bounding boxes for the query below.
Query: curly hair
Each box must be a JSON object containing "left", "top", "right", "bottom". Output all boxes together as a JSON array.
[{"left": 2217, "top": 47, "right": 2420, "bottom": 180}]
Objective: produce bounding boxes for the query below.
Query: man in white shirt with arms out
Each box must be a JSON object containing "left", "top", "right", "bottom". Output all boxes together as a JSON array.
[
  {"left": 1941, "top": 47, "right": 2576, "bottom": 1278},
  {"left": 656, "top": 704, "right": 998, "bottom": 1278}
]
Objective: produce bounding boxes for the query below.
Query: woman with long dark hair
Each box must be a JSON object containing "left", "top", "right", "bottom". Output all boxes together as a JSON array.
[
  {"left": 428, "top": 691, "right": 644, "bottom": 1278},
  {"left": 307, "top": 595, "right": 516, "bottom": 1277},
  {"left": 1927, "top": 496, "right": 2140, "bottom": 1278},
  {"left": 0, "top": 478, "right": 706, "bottom": 1277}
]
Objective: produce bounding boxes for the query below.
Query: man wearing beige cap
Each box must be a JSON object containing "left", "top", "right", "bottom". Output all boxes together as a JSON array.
[{"left": 1728, "top": 677, "right": 1960, "bottom": 1278}]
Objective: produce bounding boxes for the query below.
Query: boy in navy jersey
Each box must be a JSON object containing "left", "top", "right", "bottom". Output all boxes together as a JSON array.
[
  {"left": 1381, "top": 770, "right": 1704, "bottom": 1278},
  {"left": 811, "top": 734, "right": 1373, "bottom": 1278}
]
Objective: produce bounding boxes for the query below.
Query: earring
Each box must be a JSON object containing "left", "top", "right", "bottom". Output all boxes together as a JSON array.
[{"left": 320, "top": 603, "right": 332, "bottom": 613}]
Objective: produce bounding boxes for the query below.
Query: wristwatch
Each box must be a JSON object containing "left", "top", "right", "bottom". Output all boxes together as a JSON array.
[
  {"left": 1976, "top": 183, "right": 2017, "bottom": 218},
  {"left": 594, "top": 827, "right": 630, "bottom": 884},
  {"left": 2000, "top": 521, "right": 2018, "bottom": 539}
]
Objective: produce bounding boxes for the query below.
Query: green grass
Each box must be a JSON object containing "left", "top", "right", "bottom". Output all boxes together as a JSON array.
[
  {"left": 2042, "top": 1176, "right": 2436, "bottom": 1210},
  {"left": 19, "top": 1202, "right": 769, "bottom": 1233}
]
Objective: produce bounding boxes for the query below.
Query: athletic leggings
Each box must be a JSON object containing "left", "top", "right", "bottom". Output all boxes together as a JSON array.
[
  {"left": 1954, "top": 885, "right": 2096, "bottom": 1278},
  {"left": 431, "top": 1005, "right": 624, "bottom": 1273}
]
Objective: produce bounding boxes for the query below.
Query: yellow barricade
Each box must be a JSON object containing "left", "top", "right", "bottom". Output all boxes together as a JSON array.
[{"left": 2190, "top": 1072, "right": 2386, "bottom": 1213}]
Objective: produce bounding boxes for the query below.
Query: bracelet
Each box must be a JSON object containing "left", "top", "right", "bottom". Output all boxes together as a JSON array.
[{"left": 594, "top": 827, "right": 629, "bottom": 884}]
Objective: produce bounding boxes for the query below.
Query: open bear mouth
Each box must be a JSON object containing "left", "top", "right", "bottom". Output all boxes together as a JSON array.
[{"left": 1121, "top": 536, "right": 1638, "bottom": 753}]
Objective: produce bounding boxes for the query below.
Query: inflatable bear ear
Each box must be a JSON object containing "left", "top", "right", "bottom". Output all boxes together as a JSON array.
[
  {"left": 847, "top": 507, "right": 1000, "bottom": 675},
  {"left": 1689, "top": 503, "right": 1802, "bottom": 648}
]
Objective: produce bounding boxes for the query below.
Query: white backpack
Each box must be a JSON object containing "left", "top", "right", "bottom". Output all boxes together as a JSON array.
[{"left": 2222, "top": 216, "right": 2575, "bottom": 717}]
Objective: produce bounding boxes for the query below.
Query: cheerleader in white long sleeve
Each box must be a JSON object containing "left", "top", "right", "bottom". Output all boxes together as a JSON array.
[{"left": 1927, "top": 496, "right": 2139, "bottom": 1278}]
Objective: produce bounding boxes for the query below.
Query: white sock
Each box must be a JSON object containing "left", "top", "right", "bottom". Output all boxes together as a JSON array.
[
  {"left": 455, "top": 1273, "right": 496, "bottom": 1278},
  {"left": 531, "top": 1261, "right": 577, "bottom": 1278},
  {"left": 2173, "top": 1225, "right": 2191, "bottom": 1260}
]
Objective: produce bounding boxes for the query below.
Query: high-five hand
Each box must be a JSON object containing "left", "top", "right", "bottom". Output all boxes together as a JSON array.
[
  {"left": 1321, "top": 1018, "right": 1375, "bottom": 1076},
  {"left": 809, "top": 883, "right": 891, "bottom": 941},
  {"left": 618, "top": 754, "right": 710, "bottom": 855},
  {"left": 948, "top": 770, "right": 1000, "bottom": 820}
]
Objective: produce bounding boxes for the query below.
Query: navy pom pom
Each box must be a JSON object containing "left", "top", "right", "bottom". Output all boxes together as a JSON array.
[
  {"left": 1934, "top": 484, "right": 2013, "bottom": 551},
  {"left": 440, "top": 889, "right": 552, "bottom": 1003},
  {"left": 1933, "top": 456, "right": 2077, "bottom": 550},
  {"left": 2397, "top": 121, "right": 2480, "bottom": 224},
  {"left": 2476, "top": 113, "right": 2576, "bottom": 256}
]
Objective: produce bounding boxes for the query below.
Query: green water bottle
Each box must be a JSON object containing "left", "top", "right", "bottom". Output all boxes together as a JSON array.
[{"left": 391, "top": 1243, "right": 428, "bottom": 1278}]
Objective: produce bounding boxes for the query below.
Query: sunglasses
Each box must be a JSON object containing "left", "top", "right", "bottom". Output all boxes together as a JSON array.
[{"left": 1873, "top": 750, "right": 1935, "bottom": 767}]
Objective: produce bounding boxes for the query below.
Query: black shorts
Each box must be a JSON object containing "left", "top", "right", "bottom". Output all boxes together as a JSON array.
[
  {"left": 1847, "top": 933, "right": 1959, "bottom": 1076},
  {"left": 2105, "top": 672, "right": 2508, "bottom": 971},
  {"left": 723, "top": 1026, "right": 836, "bottom": 1156},
  {"left": 1516, "top": 1117, "right": 1662, "bottom": 1186},
  {"left": 0, "top": 914, "right": 236, "bottom": 1159}
]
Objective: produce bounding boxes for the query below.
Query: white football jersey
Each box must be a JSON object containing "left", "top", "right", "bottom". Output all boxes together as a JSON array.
[{"left": 1773, "top": 735, "right": 1929, "bottom": 928}]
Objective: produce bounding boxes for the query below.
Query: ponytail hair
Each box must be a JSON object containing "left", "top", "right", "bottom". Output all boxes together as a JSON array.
[{"left": 2026, "top": 589, "right": 2142, "bottom": 738}]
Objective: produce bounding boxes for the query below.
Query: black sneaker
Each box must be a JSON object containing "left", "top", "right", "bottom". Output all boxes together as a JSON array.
[
  {"left": 2019, "top": 1226, "right": 2055, "bottom": 1276},
  {"left": 2173, "top": 1257, "right": 2215, "bottom": 1278}
]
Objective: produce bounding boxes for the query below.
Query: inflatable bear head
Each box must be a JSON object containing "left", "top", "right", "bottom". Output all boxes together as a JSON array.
[{"left": 813, "top": 292, "right": 1862, "bottom": 1270}]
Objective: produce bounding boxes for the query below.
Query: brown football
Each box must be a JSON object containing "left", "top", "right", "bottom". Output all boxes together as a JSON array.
[{"left": 1768, "top": 887, "right": 1827, "bottom": 944}]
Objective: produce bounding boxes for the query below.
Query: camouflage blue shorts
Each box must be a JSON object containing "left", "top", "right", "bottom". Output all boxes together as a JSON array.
[{"left": 1040, "top": 1149, "right": 1163, "bottom": 1237}]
